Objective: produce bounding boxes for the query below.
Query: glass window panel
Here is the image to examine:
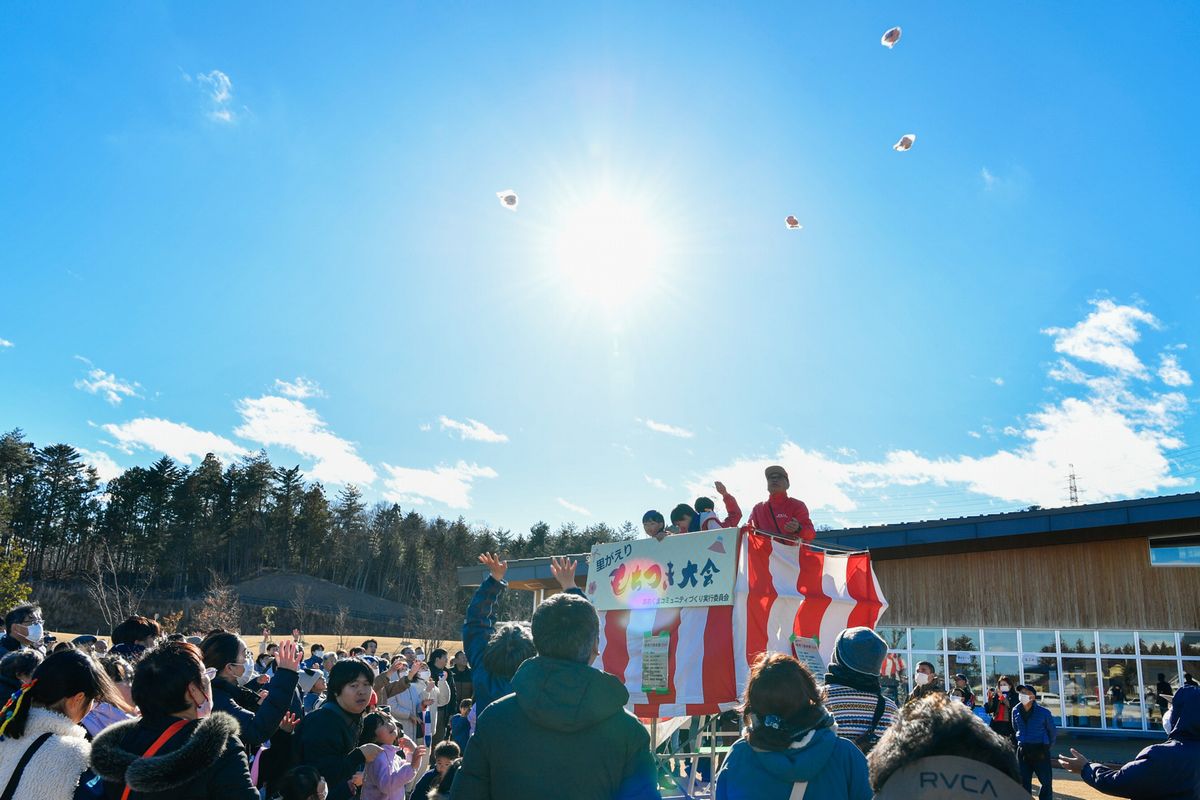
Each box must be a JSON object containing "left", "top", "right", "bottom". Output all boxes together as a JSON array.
[
  {"left": 984, "top": 630, "right": 1018, "bottom": 652},
  {"left": 913, "top": 652, "right": 947, "bottom": 691},
  {"left": 881, "top": 652, "right": 909, "bottom": 707},
  {"left": 1142, "top": 659, "right": 1180, "bottom": 730},
  {"left": 876, "top": 627, "right": 908, "bottom": 650},
  {"left": 1181, "top": 632, "right": 1200, "bottom": 659},
  {"left": 1022, "top": 630, "right": 1057, "bottom": 654},
  {"left": 1060, "top": 631, "right": 1096, "bottom": 654},
  {"left": 1098, "top": 631, "right": 1136, "bottom": 655},
  {"left": 984, "top": 655, "right": 1020, "bottom": 693},
  {"left": 1140, "top": 632, "right": 1177, "bottom": 656},
  {"left": 948, "top": 653, "right": 983, "bottom": 705},
  {"left": 1062, "top": 658, "right": 1101, "bottom": 728},
  {"left": 1021, "top": 656, "right": 1062, "bottom": 723},
  {"left": 1183, "top": 660, "right": 1200, "bottom": 694},
  {"left": 1149, "top": 535, "right": 1200, "bottom": 566},
  {"left": 946, "top": 629, "right": 979, "bottom": 652},
  {"left": 911, "top": 628, "right": 942, "bottom": 650},
  {"left": 1100, "top": 658, "right": 1141, "bottom": 730}
]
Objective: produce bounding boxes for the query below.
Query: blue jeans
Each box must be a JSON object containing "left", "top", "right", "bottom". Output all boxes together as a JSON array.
[{"left": 1019, "top": 747, "right": 1053, "bottom": 800}]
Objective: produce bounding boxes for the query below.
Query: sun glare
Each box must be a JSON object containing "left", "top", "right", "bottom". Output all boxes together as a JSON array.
[{"left": 551, "top": 194, "right": 666, "bottom": 311}]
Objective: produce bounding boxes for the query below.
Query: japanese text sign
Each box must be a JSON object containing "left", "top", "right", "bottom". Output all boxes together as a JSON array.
[{"left": 585, "top": 528, "right": 738, "bottom": 611}]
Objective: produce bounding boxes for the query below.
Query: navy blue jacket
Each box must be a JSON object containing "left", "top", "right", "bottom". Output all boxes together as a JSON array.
[
  {"left": 1012, "top": 701, "right": 1056, "bottom": 746},
  {"left": 462, "top": 576, "right": 586, "bottom": 713},
  {"left": 1082, "top": 685, "right": 1200, "bottom": 800},
  {"left": 210, "top": 668, "right": 298, "bottom": 754}
]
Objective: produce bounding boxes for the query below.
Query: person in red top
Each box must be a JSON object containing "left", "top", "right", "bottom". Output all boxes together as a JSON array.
[
  {"left": 693, "top": 482, "right": 743, "bottom": 531},
  {"left": 746, "top": 465, "right": 815, "bottom": 543}
]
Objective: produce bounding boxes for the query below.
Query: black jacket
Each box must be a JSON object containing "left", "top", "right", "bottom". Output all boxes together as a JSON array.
[
  {"left": 450, "top": 656, "right": 659, "bottom": 800},
  {"left": 210, "top": 667, "right": 298, "bottom": 754},
  {"left": 294, "top": 702, "right": 366, "bottom": 800},
  {"left": 89, "top": 711, "right": 257, "bottom": 800}
]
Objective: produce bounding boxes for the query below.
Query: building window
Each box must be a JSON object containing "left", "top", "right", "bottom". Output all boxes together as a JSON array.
[
  {"left": 983, "top": 629, "right": 1018, "bottom": 652},
  {"left": 1149, "top": 534, "right": 1200, "bottom": 566}
]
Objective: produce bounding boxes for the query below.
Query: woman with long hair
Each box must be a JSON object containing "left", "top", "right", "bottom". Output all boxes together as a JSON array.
[
  {"left": 0, "top": 649, "right": 123, "bottom": 800},
  {"left": 89, "top": 640, "right": 258, "bottom": 799},
  {"left": 200, "top": 632, "right": 300, "bottom": 756},
  {"left": 714, "top": 653, "right": 871, "bottom": 800}
]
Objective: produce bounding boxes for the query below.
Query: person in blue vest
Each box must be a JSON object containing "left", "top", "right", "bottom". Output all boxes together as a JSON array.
[{"left": 1011, "top": 684, "right": 1056, "bottom": 800}]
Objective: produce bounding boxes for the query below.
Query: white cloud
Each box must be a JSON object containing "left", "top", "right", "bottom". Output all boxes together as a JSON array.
[
  {"left": 981, "top": 167, "right": 997, "bottom": 189},
  {"left": 380, "top": 461, "right": 497, "bottom": 509},
  {"left": 1043, "top": 299, "right": 1159, "bottom": 376},
  {"left": 419, "top": 423, "right": 432, "bottom": 432},
  {"left": 639, "top": 418, "right": 695, "bottom": 439},
  {"left": 644, "top": 474, "right": 668, "bottom": 491},
  {"left": 438, "top": 416, "right": 509, "bottom": 443},
  {"left": 196, "top": 70, "right": 236, "bottom": 123},
  {"left": 992, "top": 377, "right": 1005, "bottom": 386},
  {"left": 274, "top": 377, "right": 325, "bottom": 399},
  {"left": 1158, "top": 354, "right": 1192, "bottom": 387},
  {"left": 102, "top": 417, "right": 250, "bottom": 464},
  {"left": 77, "top": 448, "right": 123, "bottom": 482},
  {"left": 0, "top": 338, "right": 12, "bottom": 348},
  {"left": 967, "top": 431, "right": 982, "bottom": 439},
  {"left": 75, "top": 366, "right": 140, "bottom": 405},
  {"left": 235, "top": 395, "right": 376, "bottom": 485},
  {"left": 691, "top": 299, "right": 1191, "bottom": 520},
  {"left": 557, "top": 497, "right": 592, "bottom": 516}
]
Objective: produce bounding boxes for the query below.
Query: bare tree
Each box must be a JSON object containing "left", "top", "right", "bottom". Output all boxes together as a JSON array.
[
  {"left": 193, "top": 571, "right": 242, "bottom": 633},
  {"left": 334, "top": 604, "right": 349, "bottom": 651},
  {"left": 291, "top": 584, "right": 311, "bottom": 638},
  {"left": 83, "top": 543, "right": 151, "bottom": 633}
]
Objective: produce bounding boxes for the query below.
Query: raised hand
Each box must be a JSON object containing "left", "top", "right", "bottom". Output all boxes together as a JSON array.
[
  {"left": 278, "top": 711, "right": 300, "bottom": 733},
  {"left": 714, "top": 481, "right": 727, "bottom": 496},
  {"left": 292, "top": 628, "right": 301, "bottom": 642},
  {"left": 411, "top": 745, "right": 428, "bottom": 763},
  {"left": 409, "top": 660, "right": 427, "bottom": 679},
  {"left": 276, "top": 639, "right": 301, "bottom": 672},
  {"left": 1057, "top": 748, "right": 1088, "bottom": 774},
  {"left": 550, "top": 556, "right": 579, "bottom": 591},
  {"left": 478, "top": 552, "right": 507, "bottom": 582}
]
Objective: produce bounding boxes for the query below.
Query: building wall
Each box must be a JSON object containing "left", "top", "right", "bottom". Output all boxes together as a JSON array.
[{"left": 875, "top": 536, "right": 1200, "bottom": 629}]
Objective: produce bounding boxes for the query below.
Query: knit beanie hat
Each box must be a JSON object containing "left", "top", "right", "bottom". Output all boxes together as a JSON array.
[
  {"left": 297, "top": 667, "right": 324, "bottom": 694},
  {"left": 830, "top": 627, "right": 888, "bottom": 675}
]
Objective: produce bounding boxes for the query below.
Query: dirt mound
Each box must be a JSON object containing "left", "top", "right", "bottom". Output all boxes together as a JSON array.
[{"left": 236, "top": 571, "right": 413, "bottom": 626}]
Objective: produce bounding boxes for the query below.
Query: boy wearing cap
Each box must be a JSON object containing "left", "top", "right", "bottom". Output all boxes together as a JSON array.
[
  {"left": 1012, "top": 684, "right": 1056, "bottom": 800},
  {"left": 747, "top": 466, "right": 815, "bottom": 543}
]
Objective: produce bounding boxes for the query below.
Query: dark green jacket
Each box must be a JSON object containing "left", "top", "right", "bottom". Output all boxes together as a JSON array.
[{"left": 450, "top": 656, "right": 660, "bottom": 800}]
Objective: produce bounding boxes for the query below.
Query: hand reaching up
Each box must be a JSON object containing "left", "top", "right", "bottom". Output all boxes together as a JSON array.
[
  {"left": 278, "top": 712, "right": 300, "bottom": 733},
  {"left": 551, "top": 556, "right": 579, "bottom": 591},
  {"left": 478, "top": 552, "right": 507, "bottom": 583},
  {"left": 276, "top": 639, "right": 301, "bottom": 672}
]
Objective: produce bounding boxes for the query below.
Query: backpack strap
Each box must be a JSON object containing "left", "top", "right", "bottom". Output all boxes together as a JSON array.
[
  {"left": 1, "top": 732, "right": 54, "bottom": 800},
  {"left": 789, "top": 782, "right": 809, "bottom": 800},
  {"left": 119, "top": 719, "right": 190, "bottom": 800},
  {"left": 854, "top": 694, "right": 889, "bottom": 751}
]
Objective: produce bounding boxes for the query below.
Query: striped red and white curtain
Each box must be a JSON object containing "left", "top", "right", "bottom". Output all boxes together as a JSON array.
[{"left": 594, "top": 531, "right": 888, "bottom": 719}]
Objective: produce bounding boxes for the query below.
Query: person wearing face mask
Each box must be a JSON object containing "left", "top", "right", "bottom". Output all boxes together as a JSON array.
[
  {"left": 985, "top": 675, "right": 1019, "bottom": 743},
  {"left": 1058, "top": 684, "right": 1200, "bottom": 800},
  {"left": 303, "top": 644, "right": 328, "bottom": 671},
  {"left": 0, "top": 649, "right": 123, "bottom": 800},
  {"left": 1011, "top": 685, "right": 1056, "bottom": 800},
  {"left": 907, "top": 661, "right": 943, "bottom": 703},
  {"left": 1, "top": 602, "right": 47, "bottom": 657},
  {"left": 90, "top": 640, "right": 258, "bottom": 799},
  {"left": 200, "top": 632, "right": 300, "bottom": 757}
]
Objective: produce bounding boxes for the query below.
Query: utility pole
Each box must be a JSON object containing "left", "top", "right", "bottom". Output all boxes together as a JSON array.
[{"left": 1068, "top": 464, "right": 1080, "bottom": 505}]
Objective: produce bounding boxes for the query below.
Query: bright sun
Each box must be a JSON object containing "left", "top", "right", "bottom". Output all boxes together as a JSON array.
[{"left": 551, "top": 194, "right": 666, "bottom": 311}]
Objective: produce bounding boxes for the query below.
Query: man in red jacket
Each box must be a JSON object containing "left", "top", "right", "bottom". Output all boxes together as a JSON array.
[{"left": 746, "top": 465, "right": 815, "bottom": 543}]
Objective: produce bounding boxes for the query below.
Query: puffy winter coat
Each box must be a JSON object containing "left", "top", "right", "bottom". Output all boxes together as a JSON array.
[
  {"left": 0, "top": 707, "right": 91, "bottom": 800},
  {"left": 450, "top": 656, "right": 659, "bottom": 800},
  {"left": 89, "top": 711, "right": 257, "bottom": 800},
  {"left": 1081, "top": 685, "right": 1200, "bottom": 800},
  {"left": 715, "top": 726, "right": 872, "bottom": 800}
]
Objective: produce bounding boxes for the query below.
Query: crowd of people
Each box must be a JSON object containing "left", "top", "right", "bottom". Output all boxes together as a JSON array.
[{"left": 2, "top": 508, "right": 1198, "bottom": 799}]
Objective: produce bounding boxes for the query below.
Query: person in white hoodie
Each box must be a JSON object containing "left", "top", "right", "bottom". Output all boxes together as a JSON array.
[{"left": 0, "top": 649, "right": 123, "bottom": 800}]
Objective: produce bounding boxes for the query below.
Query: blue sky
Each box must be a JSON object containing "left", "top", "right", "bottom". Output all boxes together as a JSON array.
[{"left": 2, "top": 4, "right": 1198, "bottom": 533}]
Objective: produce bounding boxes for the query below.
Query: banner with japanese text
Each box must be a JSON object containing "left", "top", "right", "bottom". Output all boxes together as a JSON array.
[{"left": 584, "top": 528, "right": 738, "bottom": 612}]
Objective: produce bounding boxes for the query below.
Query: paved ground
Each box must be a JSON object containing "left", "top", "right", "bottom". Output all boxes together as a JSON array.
[{"left": 1028, "top": 734, "right": 1152, "bottom": 800}]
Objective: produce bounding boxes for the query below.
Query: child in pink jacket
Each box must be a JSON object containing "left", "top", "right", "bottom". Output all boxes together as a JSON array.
[{"left": 359, "top": 711, "right": 428, "bottom": 800}]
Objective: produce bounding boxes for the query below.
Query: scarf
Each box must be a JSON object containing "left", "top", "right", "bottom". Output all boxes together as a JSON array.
[{"left": 825, "top": 660, "right": 882, "bottom": 694}]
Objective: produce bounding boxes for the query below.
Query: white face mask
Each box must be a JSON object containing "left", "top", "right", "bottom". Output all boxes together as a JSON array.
[
  {"left": 194, "top": 687, "right": 212, "bottom": 718},
  {"left": 952, "top": 695, "right": 965, "bottom": 704},
  {"left": 24, "top": 623, "right": 44, "bottom": 644},
  {"left": 999, "top": 684, "right": 1011, "bottom": 692},
  {"left": 1020, "top": 694, "right": 1035, "bottom": 705},
  {"left": 236, "top": 656, "right": 256, "bottom": 686},
  {"left": 914, "top": 672, "right": 931, "bottom": 686},
  {"left": 313, "top": 649, "right": 324, "bottom": 658}
]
